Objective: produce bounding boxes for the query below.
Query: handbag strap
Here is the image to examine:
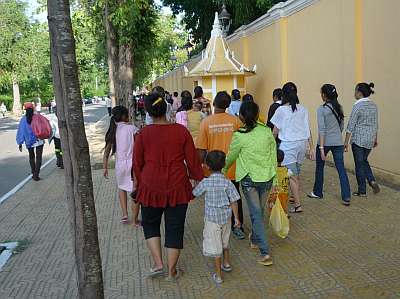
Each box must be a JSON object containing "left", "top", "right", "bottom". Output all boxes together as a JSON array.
[{"left": 323, "top": 103, "right": 342, "bottom": 127}]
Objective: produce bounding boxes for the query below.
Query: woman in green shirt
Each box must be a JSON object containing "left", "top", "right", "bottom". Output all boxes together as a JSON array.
[{"left": 224, "top": 101, "right": 277, "bottom": 266}]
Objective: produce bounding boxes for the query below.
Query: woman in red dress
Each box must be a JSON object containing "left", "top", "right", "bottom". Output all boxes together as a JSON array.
[{"left": 133, "top": 91, "right": 204, "bottom": 281}]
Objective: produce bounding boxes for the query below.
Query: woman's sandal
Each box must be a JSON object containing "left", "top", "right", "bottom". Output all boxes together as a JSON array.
[
  {"left": 120, "top": 216, "right": 129, "bottom": 224},
  {"left": 146, "top": 267, "right": 164, "bottom": 278},
  {"left": 289, "top": 205, "right": 303, "bottom": 213},
  {"left": 221, "top": 264, "right": 232, "bottom": 272}
]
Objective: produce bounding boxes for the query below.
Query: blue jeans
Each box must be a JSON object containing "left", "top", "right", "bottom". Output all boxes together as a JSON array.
[
  {"left": 352, "top": 143, "right": 376, "bottom": 194},
  {"left": 313, "top": 145, "right": 351, "bottom": 201},
  {"left": 241, "top": 176, "right": 272, "bottom": 256}
]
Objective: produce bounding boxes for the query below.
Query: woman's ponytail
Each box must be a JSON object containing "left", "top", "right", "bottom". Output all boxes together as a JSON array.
[
  {"left": 321, "top": 84, "right": 344, "bottom": 121},
  {"left": 104, "top": 106, "right": 129, "bottom": 155},
  {"left": 26, "top": 108, "right": 34, "bottom": 124},
  {"left": 282, "top": 82, "right": 299, "bottom": 112}
]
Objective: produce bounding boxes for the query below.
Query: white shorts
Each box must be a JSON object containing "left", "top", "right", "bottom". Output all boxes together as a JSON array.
[
  {"left": 279, "top": 140, "right": 308, "bottom": 166},
  {"left": 203, "top": 220, "right": 231, "bottom": 257}
]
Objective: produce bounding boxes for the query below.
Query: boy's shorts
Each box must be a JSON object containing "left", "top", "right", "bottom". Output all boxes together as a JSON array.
[{"left": 203, "top": 220, "right": 231, "bottom": 257}]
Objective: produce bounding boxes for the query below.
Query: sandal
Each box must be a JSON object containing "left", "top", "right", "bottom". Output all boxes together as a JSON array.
[
  {"left": 289, "top": 197, "right": 295, "bottom": 204},
  {"left": 221, "top": 264, "right": 232, "bottom": 272},
  {"left": 289, "top": 205, "right": 303, "bottom": 213},
  {"left": 145, "top": 267, "right": 164, "bottom": 278},
  {"left": 257, "top": 256, "right": 273, "bottom": 266},
  {"left": 212, "top": 273, "right": 223, "bottom": 284},
  {"left": 120, "top": 216, "right": 129, "bottom": 224}
]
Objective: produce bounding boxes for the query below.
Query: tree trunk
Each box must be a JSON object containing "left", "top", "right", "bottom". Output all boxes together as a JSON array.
[
  {"left": 105, "top": 0, "right": 119, "bottom": 107},
  {"left": 116, "top": 43, "right": 133, "bottom": 107},
  {"left": 47, "top": 1, "right": 104, "bottom": 298},
  {"left": 12, "top": 75, "right": 21, "bottom": 115}
]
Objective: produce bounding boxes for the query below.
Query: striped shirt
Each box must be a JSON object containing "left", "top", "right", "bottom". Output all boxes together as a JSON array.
[
  {"left": 346, "top": 98, "right": 378, "bottom": 149},
  {"left": 193, "top": 173, "right": 240, "bottom": 225}
]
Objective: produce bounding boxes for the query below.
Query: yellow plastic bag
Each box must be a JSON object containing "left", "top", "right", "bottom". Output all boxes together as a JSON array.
[{"left": 269, "top": 199, "right": 289, "bottom": 239}]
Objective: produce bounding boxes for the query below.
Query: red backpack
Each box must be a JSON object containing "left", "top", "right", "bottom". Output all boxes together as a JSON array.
[{"left": 31, "top": 114, "right": 52, "bottom": 139}]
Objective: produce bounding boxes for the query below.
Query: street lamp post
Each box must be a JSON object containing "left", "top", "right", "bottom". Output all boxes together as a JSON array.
[{"left": 218, "top": 4, "right": 232, "bottom": 37}]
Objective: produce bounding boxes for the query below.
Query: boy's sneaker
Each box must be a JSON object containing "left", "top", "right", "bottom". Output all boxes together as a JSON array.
[
  {"left": 212, "top": 273, "right": 223, "bottom": 284},
  {"left": 232, "top": 227, "right": 245, "bottom": 240},
  {"left": 307, "top": 192, "right": 323, "bottom": 199}
]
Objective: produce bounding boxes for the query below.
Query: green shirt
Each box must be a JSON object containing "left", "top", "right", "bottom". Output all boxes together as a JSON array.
[{"left": 224, "top": 123, "right": 277, "bottom": 183}]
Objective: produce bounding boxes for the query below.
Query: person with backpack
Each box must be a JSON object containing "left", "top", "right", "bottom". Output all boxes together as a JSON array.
[
  {"left": 307, "top": 84, "right": 351, "bottom": 206},
  {"left": 16, "top": 102, "right": 45, "bottom": 181}
]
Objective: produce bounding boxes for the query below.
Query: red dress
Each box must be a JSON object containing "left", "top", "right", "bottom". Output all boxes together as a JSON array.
[{"left": 133, "top": 124, "right": 204, "bottom": 208}]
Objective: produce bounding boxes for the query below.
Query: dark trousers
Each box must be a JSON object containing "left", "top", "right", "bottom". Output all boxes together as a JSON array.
[
  {"left": 313, "top": 145, "right": 351, "bottom": 201},
  {"left": 28, "top": 145, "right": 44, "bottom": 179},
  {"left": 352, "top": 143, "right": 376, "bottom": 194},
  {"left": 231, "top": 181, "right": 244, "bottom": 231},
  {"left": 54, "top": 137, "right": 63, "bottom": 167},
  {"left": 107, "top": 107, "right": 112, "bottom": 116}
]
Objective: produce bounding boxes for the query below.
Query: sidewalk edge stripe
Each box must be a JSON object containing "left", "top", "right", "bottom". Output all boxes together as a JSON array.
[{"left": 0, "top": 156, "right": 56, "bottom": 205}]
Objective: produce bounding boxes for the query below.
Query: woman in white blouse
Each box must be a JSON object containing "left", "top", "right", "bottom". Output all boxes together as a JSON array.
[{"left": 271, "top": 82, "right": 315, "bottom": 213}]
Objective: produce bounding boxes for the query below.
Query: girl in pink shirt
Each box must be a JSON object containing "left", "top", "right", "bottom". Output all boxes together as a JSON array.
[{"left": 103, "top": 106, "right": 140, "bottom": 225}]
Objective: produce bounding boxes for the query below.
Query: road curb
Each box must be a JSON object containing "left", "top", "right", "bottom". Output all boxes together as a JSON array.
[{"left": 0, "top": 156, "right": 56, "bottom": 205}]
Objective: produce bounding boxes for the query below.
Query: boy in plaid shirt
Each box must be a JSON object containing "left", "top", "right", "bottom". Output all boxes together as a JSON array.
[{"left": 193, "top": 150, "right": 240, "bottom": 284}]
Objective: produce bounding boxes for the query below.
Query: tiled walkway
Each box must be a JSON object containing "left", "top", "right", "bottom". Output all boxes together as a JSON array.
[{"left": 0, "top": 127, "right": 399, "bottom": 298}]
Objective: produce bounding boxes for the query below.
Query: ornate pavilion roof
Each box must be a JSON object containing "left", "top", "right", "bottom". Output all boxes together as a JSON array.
[{"left": 185, "top": 13, "right": 256, "bottom": 77}]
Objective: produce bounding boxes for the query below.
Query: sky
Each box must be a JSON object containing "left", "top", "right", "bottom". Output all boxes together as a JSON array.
[{"left": 26, "top": 0, "right": 172, "bottom": 23}]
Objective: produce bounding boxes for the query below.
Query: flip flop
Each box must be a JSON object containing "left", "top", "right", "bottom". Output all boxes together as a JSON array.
[
  {"left": 145, "top": 267, "right": 164, "bottom": 278},
  {"left": 120, "top": 216, "right": 129, "bottom": 224},
  {"left": 165, "top": 270, "right": 180, "bottom": 282},
  {"left": 221, "top": 264, "right": 232, "bottom": 272}
]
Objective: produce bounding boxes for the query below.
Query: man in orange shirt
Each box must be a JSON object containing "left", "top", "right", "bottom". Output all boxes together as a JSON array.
[{"left": 197, "top": 91, "right": 245, "bottom": 240}]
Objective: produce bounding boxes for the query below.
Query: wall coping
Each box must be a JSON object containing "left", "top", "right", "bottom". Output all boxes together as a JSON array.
[{"left": 227, "top": 0, "right": 320, "bottom": 42}]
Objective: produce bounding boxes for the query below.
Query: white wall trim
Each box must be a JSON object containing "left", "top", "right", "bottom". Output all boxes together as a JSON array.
[
  {"left": 212, "top": 76, "right": 217, "bottom": 100},
  {"left": 233, "top": 75, "right": 238, "bottom": 89},
  {"left": 227, "top": 0, "right": 320, "bottom": 42}
]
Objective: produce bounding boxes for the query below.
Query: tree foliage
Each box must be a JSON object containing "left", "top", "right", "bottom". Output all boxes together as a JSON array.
[{"left": 163, "top": 0, "right": 283, "bottom": 46}]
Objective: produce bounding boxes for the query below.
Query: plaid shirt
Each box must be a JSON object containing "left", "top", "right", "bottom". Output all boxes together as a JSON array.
[
  {"left": 193, "top": 173, "right": 240, "bottom": 225},
  {"left": 346, "top": 99, "right": 378, "bottom": 149}
]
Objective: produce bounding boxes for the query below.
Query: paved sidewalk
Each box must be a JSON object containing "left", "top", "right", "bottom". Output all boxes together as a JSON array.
[{"left": 0, "top": 122, "right": 399, "bottom": 298}]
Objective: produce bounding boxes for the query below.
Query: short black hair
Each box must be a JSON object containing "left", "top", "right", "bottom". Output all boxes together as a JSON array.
[
  {"left": 277, "top": 149, "right": 285, "bottom": 163},
  {"left": 232, "top": 89, "right": 241, "bottom": 100},
  {"left": 173, "top": 92, "right": 178, "bottom": 97},
  {"left": 206, "top": 150, "right": 226, "bottom": 172},
  {"left": 213, "top": 91, "right": 231, "bottom": 109},
  {"left": 273, "top": 88, "right": 282, "bottom": 100},
  {"left": 145, "top": 92, "right": 167, "bottom": 118}
]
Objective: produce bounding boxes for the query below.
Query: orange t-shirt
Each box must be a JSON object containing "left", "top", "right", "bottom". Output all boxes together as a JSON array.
[{"left": 197, "top": 113, "right": 242, "bottom": 180}]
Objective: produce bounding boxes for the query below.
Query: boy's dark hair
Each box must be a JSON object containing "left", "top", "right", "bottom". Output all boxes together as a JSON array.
[
  {"left": 231, "top": 89, "right": 241, "bottom": 101},
  {"left": 145, "top": 92, "right": 167, "bottom": 118},
  {"left": 206, "top": 150, "right": 226, "bottom": 172},
  {"left": 213, "top": 91, "right": 231, "bottom": 109},
  {"left": 273, "top": 88, "right": 282, "bottom": 101},
  {"left": 173, "top": 91, "right": 179, "bottom": 97},
  {"left": 277, "top": 149, "right": 285, "bottom": 164}
]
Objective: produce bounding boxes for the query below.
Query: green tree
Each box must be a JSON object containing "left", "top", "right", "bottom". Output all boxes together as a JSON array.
[{"left": 163, "top": 0, "right": 283, "bottom": 47}]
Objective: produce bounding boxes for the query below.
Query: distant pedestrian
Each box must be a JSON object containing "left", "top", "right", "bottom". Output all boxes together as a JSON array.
[
  {"left": 271, "top": 82, "right": 315, "bottom": 213},
  {"left": 105, "top": 96, "right": 112, "bottom": 116},
  {"left": 35, "top": 101, "right": 41, "bottom": 113},
  {"left": 103, "top": 106, "right": 140, "bottom": 226},
  {"left": 194, "top": 86, "right": 211, "bottom": 116},
  {"left": 0, "top": 102, "right": 7, "bottom": 118},
  {"left": 145, "top": 86, "right": 173, "bottom": 125},
  {"left": 225, "top": 101, "right": 277, "bottom": 266},
  {"left": 16, "top": 102, "right": 44, "bottom": 181},
  {"left": 51, "top": 99, "right": 57, "bottom": 115},
  {"left": 344, "top": 82, "right": 380, "bottom": 196},
  {"left": 308, "top": 84, "right": 351, "bottom": 206},
  {"left": 267, "top": 88, "right": 282, "bottom": 130},
  {"left": 172, "top": 91, "right": 180, "bottom": 112},
  {"left": 47, "top": 113, "right": 64, "bottom": 169},
  {"left": 228, "top": 89, "right": 241, "bottom": 116},
  {"left": 175, "top": 91, "right": 202, "bottom": 144},
  {"left": 133, "top": 93, "right": 203, "bottom": 281},
  {"left": 193, "top": 150, "right": 241, "bottom": 284}
]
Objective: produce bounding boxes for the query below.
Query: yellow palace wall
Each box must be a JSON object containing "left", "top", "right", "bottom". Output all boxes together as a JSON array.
[{"left": 153, "top": 0, "right": 400, "bottom": 186}]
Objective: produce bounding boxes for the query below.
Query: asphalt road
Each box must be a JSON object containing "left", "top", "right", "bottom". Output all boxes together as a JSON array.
[{"left": 0, "top": 104, "right": 108, "bottom": 198}]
